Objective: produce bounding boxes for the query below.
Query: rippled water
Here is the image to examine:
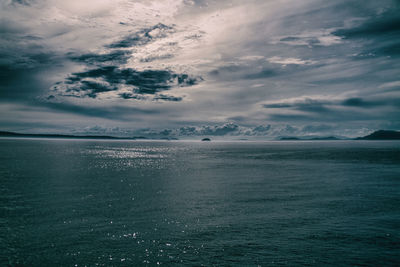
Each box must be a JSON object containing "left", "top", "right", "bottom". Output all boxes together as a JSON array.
[{"left": 0, "top": 139, "right": 399, "bottom": 266}]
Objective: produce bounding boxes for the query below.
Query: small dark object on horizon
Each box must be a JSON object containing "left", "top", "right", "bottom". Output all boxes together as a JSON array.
[{"left": 201, "top": 138, "right": 211, "bottom": 141}]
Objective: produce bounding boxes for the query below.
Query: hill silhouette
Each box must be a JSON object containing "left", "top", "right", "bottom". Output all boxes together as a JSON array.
[
  {"left": 357, "top": 130, "right": 400, "bottom": 140},
  {"left": 0, "top": 131, "right": 147, "bottom": 140}
]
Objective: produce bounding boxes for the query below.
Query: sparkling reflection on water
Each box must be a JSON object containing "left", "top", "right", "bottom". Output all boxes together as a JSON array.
[{"left": 1, "top": 139, "right": 400, "bottom": 266}]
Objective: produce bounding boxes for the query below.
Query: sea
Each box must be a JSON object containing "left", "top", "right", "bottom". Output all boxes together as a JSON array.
[{"left": 0, "top": 138, "right": 399, "bottom": 266}]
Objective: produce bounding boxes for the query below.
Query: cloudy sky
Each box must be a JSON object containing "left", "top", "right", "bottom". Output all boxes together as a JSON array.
[{"left": 1, "top": 0, "right": 399, "bottom": 138}]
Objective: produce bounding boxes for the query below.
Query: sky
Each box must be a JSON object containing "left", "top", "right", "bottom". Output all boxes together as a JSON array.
[{"left": 1, "top": 0, "right": 399, "bottom": 139}]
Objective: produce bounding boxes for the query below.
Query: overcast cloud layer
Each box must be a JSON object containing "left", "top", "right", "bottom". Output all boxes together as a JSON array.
[{"left": 1, "top": 0, "right": 399, "bottom": 138}]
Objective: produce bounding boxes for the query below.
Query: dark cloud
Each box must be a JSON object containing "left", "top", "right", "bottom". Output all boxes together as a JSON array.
[
  {"left": 263, "top": 103, "right": 292, "bottom": 108},
  {"left": 0, "top": 51, "right": 59, "bottom": 99},
  {"left": 153, "top": 94, "right": 182, "bottom": 102},
  {"left": 68, "top": 50, "right": 131, "bottom": 65},
  {"left": 0, "top": 18, "right": 26, "bottom": 35},
  {"left": 296, "top": 102, "right": 328, "bottom": 113},
  {"left": 0, "top": 48, "right": 55, "bottom": 70},
  {"left": 262, "top": 92, "right": 400, "bottom": 125},
  {"left": 11, "top": 0, "right": 31, "bottom": 6},
  {"left": 58, "top": 66, "right": 201, "bottom": 99},
  {"left": 139, "top": 53, "right": 174, "bottom": 63},
  {"left": 334, "top": 7, "right": 400, "bottom": 58},
  {"left": 58, "top": 22, "right": 191, "bottom": 100},
  {"left": 341, "top": 97, "right": 375, "bottom": 107},
  {"left": 279, "top": 36, "right": 300, "bottom": 42},
  {"left": 209, "top": 65, "right": 243, "bottom": 75},
  {"left": 263, "top": 98, "right": 330, "bottom": 113},
  {"left": 341, "top": 97, "right": 400, "bottom": 108},
  {"left": 278, "top": 36, "right": 329, "bottom": 47},
  {"left": 209, "top": 64, "right": 278, "bottom": 81},
  {"left": 66, "top": 80, "right": 117, "bottom": 99},
  {"left": 268, "top": 106, "right": 399, "bottom": 123},
  {"left": 0, "top": 13, "right": 61, "bottom": 100},
  {"left": 107, "top": 23, "right": 175, "bottom": 48},
  {"left": 380, "top": 43, "right": 400, "bottom": 56},
  {"left": 118, "top": 92, "right": 147, "bottom": 100},
  {"left": 264, "top": 95, "right": 400, "bottom": 116},
  {"left": 334, "top": 10, "right": 400, "bottom": 38}
]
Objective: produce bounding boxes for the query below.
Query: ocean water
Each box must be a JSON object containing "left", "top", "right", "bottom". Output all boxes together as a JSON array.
[{"left": 0, "top": 139, "right": 399, "bottom": 266}]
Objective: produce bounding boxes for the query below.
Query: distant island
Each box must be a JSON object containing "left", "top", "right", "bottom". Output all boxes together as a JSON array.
[
  {"left": 279, "top": 137, "right": 301, "bottom": 140},
  {"left": 356, "top": 130, "right": 400, "bottom": 140},
  {"left": 201, "top": 138, "right": 211, "bottom": 141},
  {"left": 279, "top": 136, "right": 340, "bottom": 141},
  {"left": 279, "top": 130, "right": 400, "bottom": 141}
]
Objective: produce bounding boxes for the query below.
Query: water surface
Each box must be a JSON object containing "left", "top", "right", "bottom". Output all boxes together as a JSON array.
[{"left": 1, "top": 139, "right": 399, "bottom": 266}]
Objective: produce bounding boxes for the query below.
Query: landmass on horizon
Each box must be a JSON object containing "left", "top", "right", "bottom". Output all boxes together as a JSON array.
[{"left": 1, "top": 130, "right": 399, "bottom": 141}]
